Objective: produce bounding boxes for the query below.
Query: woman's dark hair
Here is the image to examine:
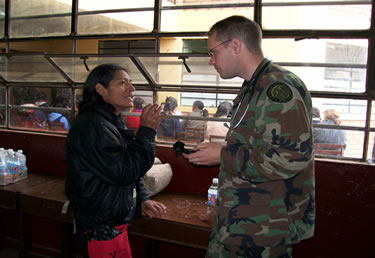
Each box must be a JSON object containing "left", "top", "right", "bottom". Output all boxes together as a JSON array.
[
  {"left": 193, "top": 100, "right": 209, "bottom": 117},
  {"left": 193, "top": 100, "right": 204, "bottom": 110},
  {"left": 78, "top": 64, "right": 127, "bottom": 113},
  {"left": 214, "top": 101, "right": 233, "bottom": 117},
  {"left": 163, "top": 96, "right": 178, "bottom": 112},
  {"left": 133, "top": 97, "right": 145, "bottom": 109}
]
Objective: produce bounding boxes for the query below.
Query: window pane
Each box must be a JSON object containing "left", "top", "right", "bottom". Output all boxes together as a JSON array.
[
  {"left": 10, "top": 87, "right": 71, "bottom": 132},
  {"left": 0, "top": 55, "right": 67, "bottom": 82},
  {"left": 9, "top": 0, "right": 71, "bottom": 38},
  {"left": 0, "top": 86, "right": 4, "bottom": 105},
  {"left": 262, "top": 2, "right": 371, "bottom": 30},
  {"left": 51, "top": 56, "right": 148, "bottom": 84},
  {"left": 0, "top": 86, "right": 4, "bottom": 127},
  {"left": 181, "top": 92, "right": 217, "bottom": 107},
  {"left": 180, "top": 92, "right": 235, "bottom": 108},
  {"left": 99, "top": 40, "right": 157, "bottom": 54},
  {"left": 161, "top": 1, "right": 254, "bottom": 32},
  {"left": 139, "top": 56, "right": 242, "bottom": 87},
  {"left": 78, "top": 0, "right": 154, "bottom": 34},
  {"left": 133, "top": 90, "right": 153, "bottom": 105},
  {"left": 263, "top": 39, "right": 368, "bottom": 64},
  {"left": 0, "top": 107, "right": 4, "bottom": 127},
  {"left": 313, "top": 97, "right": 366, "bottom": 159},
  {"left": 9, "top": 106, "right": 70, "bottom": 132},
  {"left": 0, "top": 0, "right": 5, "bottom": 38},
  {"left": 344, "top": 130, "right": 364, "bottom": 159},
  {"left": 313, "top": 97, "right": 367, "bottom": 127},
  {"left": 284, "top": 66, "right": 365, "bottom": 93},
  {"left": 371, "top": 101, "right": 375, "bottom": 128},
  {"left": 368, "top": 132, "right": 375, "bottom": 162},
  {"left": 263, "top": 39, "right": 368, "bottom": 93},
  {"left": 314, "top": 130, "right": 363, "bottom": 159},
  {"left": 78, "top": 0, "right": 154, "bottom": 11},
  {"left": 78, "top": 11, "right": 154, "bottom": 35}
]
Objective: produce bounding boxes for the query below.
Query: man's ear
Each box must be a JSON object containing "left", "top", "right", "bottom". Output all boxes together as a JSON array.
[
  {"left": 231, "top": 38, "right": 242, "bottom": 55},
  {"left": 95, "top": 83, "right": 106, "bottom": 97}
]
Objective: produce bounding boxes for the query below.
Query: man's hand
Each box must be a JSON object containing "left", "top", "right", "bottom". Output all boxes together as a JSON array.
[
  {"left": 140, "top": 104, "right": 167, "bottom": 130},
  {"left": 141, "top": 200, "right": 167, "bottom": 218},
  {"left": 183, "top": 142, "right": 222, "bottom": 166}
]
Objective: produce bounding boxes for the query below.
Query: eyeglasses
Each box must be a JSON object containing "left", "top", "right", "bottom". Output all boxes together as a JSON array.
[{"left": 207, "top": 39, "right": 232, "bottom": 58}]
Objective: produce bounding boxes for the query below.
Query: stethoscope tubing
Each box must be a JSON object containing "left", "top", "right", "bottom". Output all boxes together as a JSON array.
[{"left": 225, "top": 59, "right": 272, "bottom": 130}]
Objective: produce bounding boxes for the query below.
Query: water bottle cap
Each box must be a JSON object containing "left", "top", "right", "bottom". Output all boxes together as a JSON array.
[{"left": 212, "top": 178, "right": 218, "bottom": 184}]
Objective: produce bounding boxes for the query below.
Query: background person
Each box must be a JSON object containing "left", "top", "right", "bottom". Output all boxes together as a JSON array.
[
  {"left": 65, "top": 64, "right": 167, "bottom": 257},
  {"left": 183, "top": 15, "right": 315, "bottom": 258},
  {"left": 183, "top": 100, "right": 209, "bottom": 130},
  {"left": 314, "top": 108, "right": 347, "bottom": 156},
  {"left": 157, "top": 96, "right": 183, "bottom": 139},
  {"left": 125, "top": 96, "right": 144, "bottom": 131},
  {"left": 48, "top": 96, "right": 70, "bottom": 130},
  {"left": 206, "top": 101, "right": 233, "bottom": 141},
  {"left": 312, "top": 106, "right": 321, "bottom": 124}
]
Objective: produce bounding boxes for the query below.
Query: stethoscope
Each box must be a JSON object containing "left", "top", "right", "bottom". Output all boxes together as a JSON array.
[{"left": 224, "top": 59, "right": 272, "bottom": 130}]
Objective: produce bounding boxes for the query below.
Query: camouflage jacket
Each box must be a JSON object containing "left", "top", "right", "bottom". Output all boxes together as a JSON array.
[{"left": 216, "top": 58, "right": 315, "bottom": 247}]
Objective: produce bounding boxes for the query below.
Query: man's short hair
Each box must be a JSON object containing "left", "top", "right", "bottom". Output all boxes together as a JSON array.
[{"left": 208, "top": 15, "right": 263, "bottom": 55}]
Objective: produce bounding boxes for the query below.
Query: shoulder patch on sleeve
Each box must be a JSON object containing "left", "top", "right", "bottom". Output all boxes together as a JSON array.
[{"left": 267, "top": 83, "right": 293, "bottom": 103}]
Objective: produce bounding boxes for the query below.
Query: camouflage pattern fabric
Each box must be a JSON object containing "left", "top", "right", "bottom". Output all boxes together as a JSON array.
[
  {"left": 207, "top": 226, "right": 292, "bottom": 258},
  {"left": 213, "top": 58, "right": 315, "bottom": 251}
]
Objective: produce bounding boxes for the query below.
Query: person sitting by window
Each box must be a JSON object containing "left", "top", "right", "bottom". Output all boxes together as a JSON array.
[
  {"left": 125, "top": 97, "right": 144, "bottom": 131},
  {"left": 48, "top": 97, "right": 70, "bottom": 131},
  {"left": 312, "top": 106, "right": 321, "bottom": 124},
  {"left": 183, "top": 100, "right": 209, "bottom": 130},
  {"left": 17, "top": 91, "right": 48, "bottom": 129},
  {"left": 157, "top": 96, "right": 183, "bottom": 139},
  {"left": 32, "top": 91, "right": 49, "bottom": 128},
  {"left": 206, "top": 101, "right": 233, "bottom": 141},
  {"left": 314, "top": 108, "right": 347, "bottom": 156},
  {"left": 312, "top": 106, "right": 322, "bottom": 144}
]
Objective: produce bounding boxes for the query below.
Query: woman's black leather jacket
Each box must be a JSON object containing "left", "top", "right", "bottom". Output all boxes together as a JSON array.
[{"left": 65, "top": 103, "right": 156, "bottom": 237}]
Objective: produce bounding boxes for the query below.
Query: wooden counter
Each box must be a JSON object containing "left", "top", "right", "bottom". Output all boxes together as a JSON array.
[
  {"left": 0, "top": 173, "right": 63, "bottom": 210},
  {"left": 13, "top": 175, "right": 211, "bottom": 256},
  {"left": 19, "top": 178, "right": 72, "bottom": 223},
  {"left": 131, "top": 193, "right": 212, "bottom": 250}
]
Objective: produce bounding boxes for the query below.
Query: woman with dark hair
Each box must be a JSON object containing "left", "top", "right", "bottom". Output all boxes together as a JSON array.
[
  {"left": 66, "top": 64, "right": 167, "bottom": 257},
  {"left": 206, "top": 101, "right": 233, "bottom": 141},
  {"left": 183, "top": 100, "right": 209, "bottom": 130},
  {"left": 157, "top": 96, "right": 183, "bottom": 138}
]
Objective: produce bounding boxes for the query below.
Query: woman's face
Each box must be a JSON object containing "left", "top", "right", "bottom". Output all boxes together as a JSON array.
[{"left": 97, "top": 70, "right": 135, "bottom": 115}]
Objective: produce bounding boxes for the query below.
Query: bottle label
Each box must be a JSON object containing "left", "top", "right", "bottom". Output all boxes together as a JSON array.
[{"left": 208, "top": 192, "right": 217, "bottom": 206}]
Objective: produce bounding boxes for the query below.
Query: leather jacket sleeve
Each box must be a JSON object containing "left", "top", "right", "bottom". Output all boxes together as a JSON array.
[{"left": 66, "top": 108, "right": 156, "bottom": 231}]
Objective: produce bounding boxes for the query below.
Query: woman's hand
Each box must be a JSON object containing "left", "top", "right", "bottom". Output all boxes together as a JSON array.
[
  {"left": 183, "top": 142, "right": 222, "bottom": 166},
  {"left": 141, "top": 200, "right": 167, "bottom": 218},
  {"left": 140, "top": 104, "right": 167, "bottom": 130}
]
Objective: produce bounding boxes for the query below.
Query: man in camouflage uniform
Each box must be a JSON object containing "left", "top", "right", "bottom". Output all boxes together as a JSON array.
[{"left": 184, "top": 15, "right": 315, "bottom": 258}]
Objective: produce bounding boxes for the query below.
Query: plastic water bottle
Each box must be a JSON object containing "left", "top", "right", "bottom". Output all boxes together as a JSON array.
[
  {"left": 0, "top": 148, "right": 10, "bottom": 185},
  {"left": 207, "top": 178, "right": 218, "bottom": 212},
  {"left": 17, "top": 149, "right": 27, "bottom": 180},
  {"left": 6, "top": 149, "right": 19, "bottom": 183}
]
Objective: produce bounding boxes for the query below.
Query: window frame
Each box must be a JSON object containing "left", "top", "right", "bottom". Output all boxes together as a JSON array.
[{"left": 0, "top": 0, "right": 372, "bottom": 163}]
